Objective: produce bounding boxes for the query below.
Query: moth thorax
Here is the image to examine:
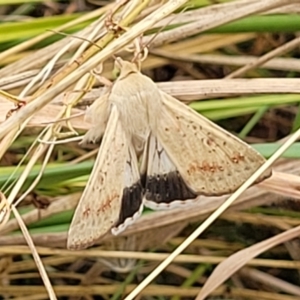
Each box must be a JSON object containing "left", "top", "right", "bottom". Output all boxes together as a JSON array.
[{"left": 132, "top": 135, "right": 147, "bottom": 158}]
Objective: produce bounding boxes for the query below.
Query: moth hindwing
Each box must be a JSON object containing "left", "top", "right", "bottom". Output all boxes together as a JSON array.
[{"left": 67, "top": 58, "right": 272, "bottom": 249}]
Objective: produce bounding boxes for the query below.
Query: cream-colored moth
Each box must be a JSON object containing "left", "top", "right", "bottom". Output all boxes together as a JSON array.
[{"left": 67, "top": 58, "right": 272, "bottom": 250}]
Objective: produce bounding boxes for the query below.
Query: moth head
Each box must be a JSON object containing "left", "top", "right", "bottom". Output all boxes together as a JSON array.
[{"left": 114, "top": 57, "right": 139, "bottom": 79}]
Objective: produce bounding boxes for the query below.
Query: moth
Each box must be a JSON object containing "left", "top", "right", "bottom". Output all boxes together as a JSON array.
[{"left": 67, "top": 58, "right": 272, "bottom": 250}]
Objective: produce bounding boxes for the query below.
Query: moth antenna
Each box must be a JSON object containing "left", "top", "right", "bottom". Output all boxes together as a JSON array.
[
  {"left": 41, "top": 111, "right": 85, "bottom": 125},
  {"left": 47, "top": 29, "right": 104, "bottom": 50},
  {"left": 131, "top": 35, "right": 149, "bottom": 68}
]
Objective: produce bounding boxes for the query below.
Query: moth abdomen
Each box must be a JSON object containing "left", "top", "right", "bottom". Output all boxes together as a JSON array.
[{"left": 145, "top": 171, "right": 197, "bottom": 204}]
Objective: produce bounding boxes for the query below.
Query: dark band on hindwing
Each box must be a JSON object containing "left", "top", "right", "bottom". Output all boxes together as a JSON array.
[
  {"left": 144, "top": 171, "right": 197, "bottom": 203},
  {"left": 116, "top": 180, "right": 143, "bottom": 226}
]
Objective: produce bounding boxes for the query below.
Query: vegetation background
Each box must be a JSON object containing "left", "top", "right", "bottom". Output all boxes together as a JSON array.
[{"left": 0, "top": 0, "right": 300, "bottom": 299}]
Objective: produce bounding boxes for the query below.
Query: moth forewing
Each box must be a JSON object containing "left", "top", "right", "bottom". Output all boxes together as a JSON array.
[
  {"left": 155, "top": 91, "right": 272, "bottom": 196},
  {"left": 67, "top": 106, "right": 127, "bottom": 250}
]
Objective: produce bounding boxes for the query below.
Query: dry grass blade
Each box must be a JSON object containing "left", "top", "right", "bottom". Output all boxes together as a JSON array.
[
  {"left": 226, "top": 35, "right": 300, "bottom": 79},
  {"left": 151, "top": 0, "right": 297, "bottom": 46},
  {"left": 155, "top": 53, "right": 300, "bottom": 73},
  {"left": 197, "top": 225, "right": 300, "bottom": 300},
  {"left": 0, "top": 193, "right": 79, "bottom": 235},
  {"left": 240, "top": 268, "right": 300, "bottom": 297},
  {"left": 2, "top": 246, "right": 300, "bottom": 269},
  {"left": 0, "top": 192, "right": 10, "bottom": 230},
  {"left": 150, "top": 47, "right": 300, "bottom": 74},
  {"left": 2, "top": 78, "right": 300, "bottom": 130},
  {"left": 259, "top": 171, "right": 300, "bottom": 199},
  {"left": 11, "top": 206, "right": 57, "bottom": 300}
]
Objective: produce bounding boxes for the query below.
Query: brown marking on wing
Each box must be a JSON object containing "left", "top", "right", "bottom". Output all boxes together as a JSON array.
[
  {"left": 83, "top": 208, "right": 91, "bottom": 218},
  {"left": 231, "top": 153, "right": 245, "bottom": 163},
  {"left": 187, "top": 161, "right": 225, "bottom": 175},
  {"left": 97, "top": 191, "right": 119, "bottom": 215}
]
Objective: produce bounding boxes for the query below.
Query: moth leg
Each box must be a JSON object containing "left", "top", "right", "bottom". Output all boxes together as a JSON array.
[
  {"left": 80, "top": 62, "right": 115, "bottom": 145},
  {"left": 91, "top": 65, "right": 113, "bottom": 88},
  {"left": 80, "top": 92, "right": 111, "bottom": 146},
  {"left": 131, "top": 35, "right": 148, "bottom": 65}
]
